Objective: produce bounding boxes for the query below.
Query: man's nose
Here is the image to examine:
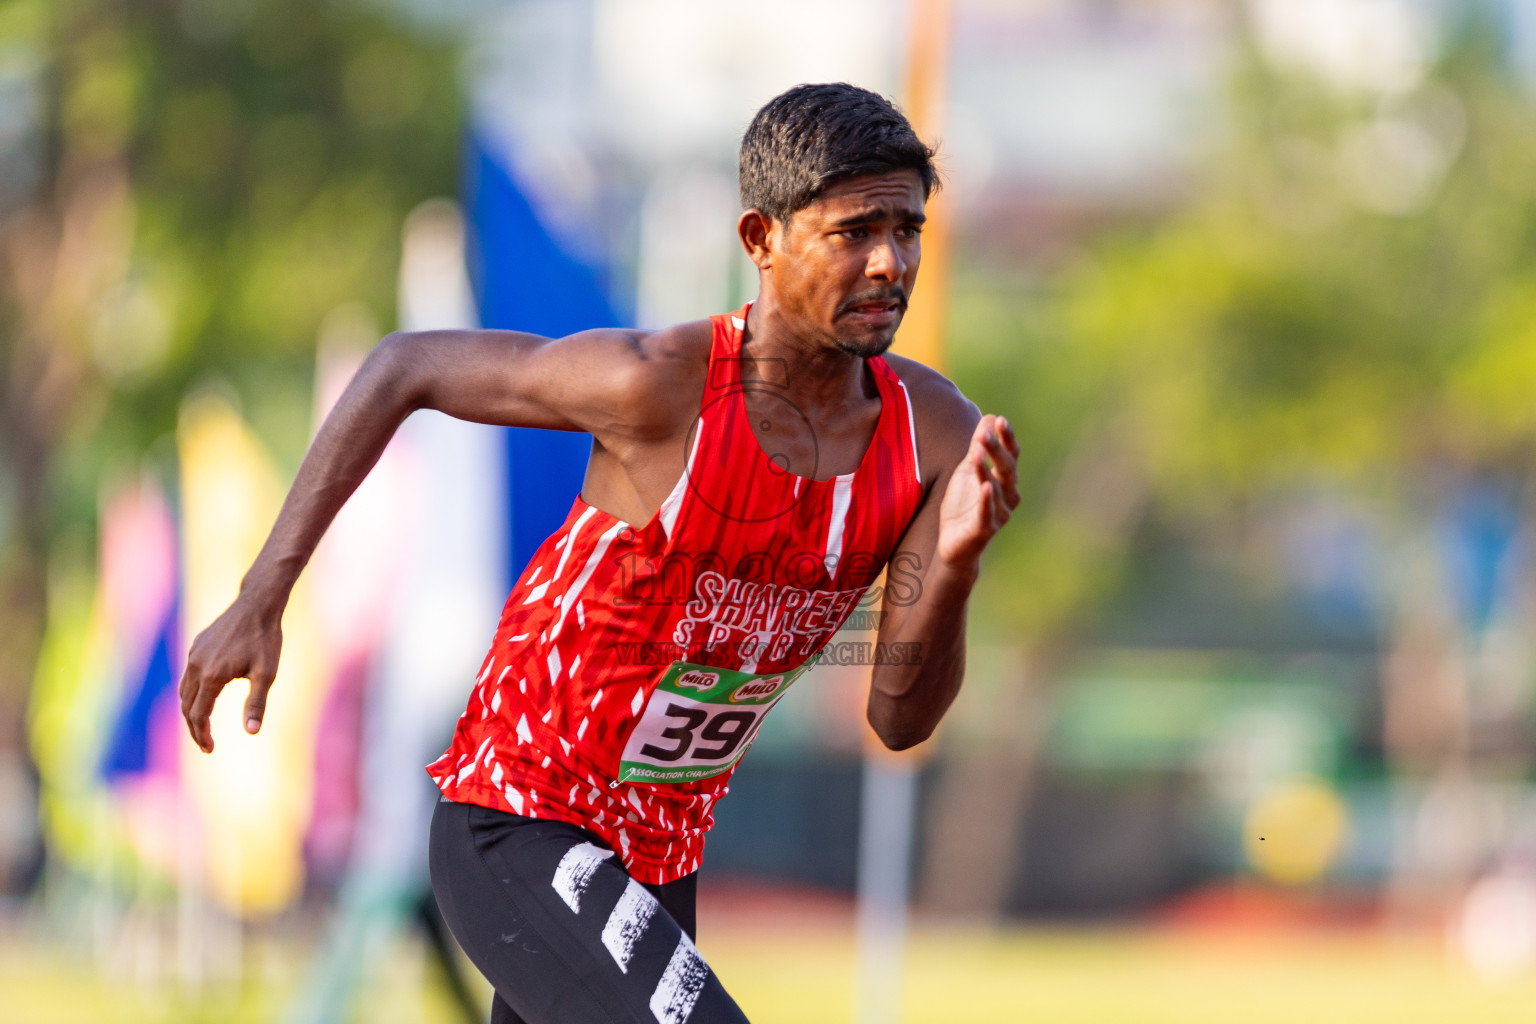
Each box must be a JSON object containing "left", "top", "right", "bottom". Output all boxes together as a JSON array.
[{"left": 866, "top": 236, "right": 906, "bottom": 281}]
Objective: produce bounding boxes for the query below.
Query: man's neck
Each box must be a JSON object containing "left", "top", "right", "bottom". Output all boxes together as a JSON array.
[{"left": 741, "top": 294, "right": 876, "bottom": 413}]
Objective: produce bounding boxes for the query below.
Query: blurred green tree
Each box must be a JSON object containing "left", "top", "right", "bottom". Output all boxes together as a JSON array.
[
  {"left": 0, "top": 0, "right": 460, "bottom": 888},
  {"left": 928, "top": 20, "right": 1536, "bottom": 916}
]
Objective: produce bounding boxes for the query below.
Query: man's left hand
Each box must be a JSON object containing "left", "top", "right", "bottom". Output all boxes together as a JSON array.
[{"left": 935, "top": 413, "right": 1020, "bottom": 571}]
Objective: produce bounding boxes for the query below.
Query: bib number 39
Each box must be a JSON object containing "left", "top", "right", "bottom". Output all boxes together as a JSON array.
[
  {"left": 618, "top": 661, "right": 808, "bottom": 784},
  {"left": 639, "top": 706, "right": 757, "bottom": 763}
]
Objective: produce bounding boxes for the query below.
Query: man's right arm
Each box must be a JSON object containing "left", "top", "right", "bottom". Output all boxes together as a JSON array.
[{"left": 179, "top": 325, "right": 683, "bottom": 753}]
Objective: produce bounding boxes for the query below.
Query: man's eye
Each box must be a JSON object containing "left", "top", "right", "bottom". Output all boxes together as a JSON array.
[{"left": 841, "top": 227, "right": 869, "bottom": 239}]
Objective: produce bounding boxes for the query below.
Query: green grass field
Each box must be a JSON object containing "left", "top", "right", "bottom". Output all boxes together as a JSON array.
[
  {"left": 711, "top": 926, "right": 1536, "bottom": 1024},
  {"left": 8, "top": 918, "right": 1536, "bottom": 1024}
]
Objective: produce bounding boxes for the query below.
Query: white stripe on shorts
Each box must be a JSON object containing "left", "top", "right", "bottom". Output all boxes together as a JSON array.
[
  {"left": 550, "top": 842, "right": 613, "bottom": 914},
  {"left": 650, "top": 933, "right": 708, "bottom": 1023},
  {"left": 601, "top": 876, "right": 659, "bottom": 973}
]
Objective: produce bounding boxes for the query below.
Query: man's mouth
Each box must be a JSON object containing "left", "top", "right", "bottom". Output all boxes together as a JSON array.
[{"left": 841, "top": 297, "right": 906, "bottom": 321}]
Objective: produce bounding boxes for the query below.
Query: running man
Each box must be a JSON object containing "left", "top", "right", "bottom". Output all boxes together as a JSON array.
[{"left": 180, "top": 83, "right": 1020, "bottom": 1023}]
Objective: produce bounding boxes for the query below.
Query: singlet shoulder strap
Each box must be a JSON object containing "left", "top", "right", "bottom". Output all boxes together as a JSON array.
[
  {"left": 706, "top": 304, "right": 751, "bottom": 392},
  {"left": 866, "top": 355, "right": 924, "bottom": 489}
]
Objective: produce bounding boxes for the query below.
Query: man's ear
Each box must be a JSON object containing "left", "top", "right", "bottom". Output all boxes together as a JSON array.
[{"left": 738, "top": 209, "right": 776, "bottom": 270}]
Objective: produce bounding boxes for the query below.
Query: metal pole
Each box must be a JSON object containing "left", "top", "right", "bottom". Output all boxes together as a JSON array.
[{"left": 854, "top": 753, "right": 919, "bottom": 1024}]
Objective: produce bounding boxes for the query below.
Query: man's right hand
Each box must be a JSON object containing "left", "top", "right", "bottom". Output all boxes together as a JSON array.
[{"left": 179, "top": 592, "right": 284, "bottom": 753}]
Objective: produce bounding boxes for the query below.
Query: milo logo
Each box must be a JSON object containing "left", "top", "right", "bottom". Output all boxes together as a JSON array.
[
  {"left": 730, "top": 675, "right": 785, "bottom": 703},
  {"left": 674, "top": 669, "right": 720, "bottom": 692}
]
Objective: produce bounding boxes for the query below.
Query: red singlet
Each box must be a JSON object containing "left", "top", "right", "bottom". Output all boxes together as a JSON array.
[{"left": 428, "top": 305, "right": 925, "bottom": 883}]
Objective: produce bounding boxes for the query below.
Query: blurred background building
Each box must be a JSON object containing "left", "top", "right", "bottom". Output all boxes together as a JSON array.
[{"left": 12, "top": 0, "right": 1536, "bottom": 1021}]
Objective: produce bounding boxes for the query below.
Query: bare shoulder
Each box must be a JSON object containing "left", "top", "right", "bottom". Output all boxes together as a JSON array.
[
  {"left": 881, "top": 352, "right": 980, "bottom": 484},
  {"left": 557, "top": 317, "right": 709, "bottom": 370},
  {"left": 582, "top": 317, "right": 713, "bottom": 440},
  {"left": 881, "top": 352, "right": 976, "bottom": 419},
  {"left": 632, "top": 317, "right": 713, "bottom": 371}
]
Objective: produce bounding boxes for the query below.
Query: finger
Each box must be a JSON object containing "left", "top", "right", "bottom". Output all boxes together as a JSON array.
[
  {"left": 986, "top": 447, "right": 1021, "bottom": 510},
  {"left": 982, "top": 464, "right": 1005, "bottom": 516},
  {"left": 998, "top": 416, "right": 1020, "bottom": 458},
  {"left": 977, "top": 431, "right": 1021, "bottom": 508},
  {"left": 963, "top": 435, "right": 990, "bottom": 479},
  {"left": 962, "top": 437, "right": 1000, "bottom": 512},
  {"left": 179, "top": 661, "right": 197, "bottom": 719},
  {"left": 977, "top": 415, "right": 1021, "bottom": 492},
  {"left": 978, "top": 418, "right": 1010, "bottom": 456},
  {"left": 243, "top": 671, "right": 275, "bottom": 735},
  {"left": 978, "top": 480, "right": 999, "bottom": 532},
  {"left": 969, "top": 415, "right": 996, "bottom": 456},
  {"left": 965, "top": 441, "right": 1000, "bottom": 495},
  {"left": 990, "top": 479, "right": 1011, "bottom": 528},
  {"left": 978, "top": 451, "right": 1010, "bottom": 523},
  {"left": 996, "top": 470, "right": 1020, "bottom": 511},
  {"left": 179, "top": 662, "right": 208, "bottom": 751},
  {"left": 188, "top": 675, "right": 228, "bottom": 754}
]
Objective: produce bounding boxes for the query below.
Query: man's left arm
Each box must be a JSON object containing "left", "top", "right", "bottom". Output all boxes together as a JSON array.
[{"left": 867, "top": 396, "right": 1019, "bottom": 750}]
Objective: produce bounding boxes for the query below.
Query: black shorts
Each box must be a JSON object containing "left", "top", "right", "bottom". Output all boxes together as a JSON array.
[{"left": 428, "top": 797, "right": 749, "bottom": 1024}]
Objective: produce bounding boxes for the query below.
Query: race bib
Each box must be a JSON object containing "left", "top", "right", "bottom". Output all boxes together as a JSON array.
[{"left": 618, "top": 661, "right": 809, "bottom": 784}]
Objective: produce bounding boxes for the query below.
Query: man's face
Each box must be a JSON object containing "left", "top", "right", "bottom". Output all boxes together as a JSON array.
[{"left": 766, "top": 170, "right": 925, "bottom": 358}]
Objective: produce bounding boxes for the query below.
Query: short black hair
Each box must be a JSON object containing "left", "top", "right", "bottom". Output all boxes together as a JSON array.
[{"left": 739, "top": 83, "right": 939, "bottom": 225}]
